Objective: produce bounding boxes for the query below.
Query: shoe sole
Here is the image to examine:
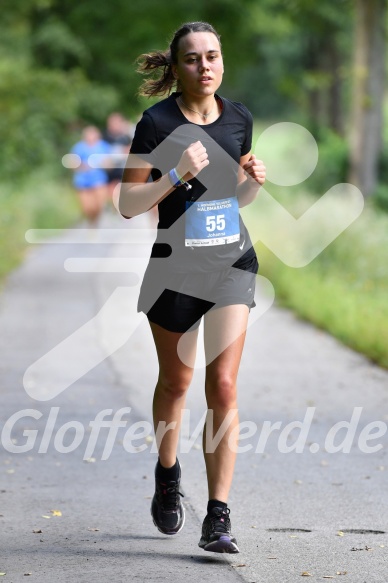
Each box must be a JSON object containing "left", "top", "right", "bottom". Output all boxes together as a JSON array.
[
  {"left": 151, "top": 505, "right": 185, "bottom": 536},
  {"left": 200, "top": 535, "right": 240, "bottom": 554}
]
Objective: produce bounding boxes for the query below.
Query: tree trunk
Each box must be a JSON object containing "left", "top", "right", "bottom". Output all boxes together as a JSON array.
[
  {"left": 327, "top": 40, "right": 344, "bottom": 136},
  {"left": 348, "top": 0, "right": 386, "bottom": 196},
  {"left": 305, "top": 37, "right": 325, "bottom": 133}
]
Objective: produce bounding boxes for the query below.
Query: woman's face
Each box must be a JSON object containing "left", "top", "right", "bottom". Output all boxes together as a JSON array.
[{"left": 173, "top": 32, "right": 223, "bottom": 98}]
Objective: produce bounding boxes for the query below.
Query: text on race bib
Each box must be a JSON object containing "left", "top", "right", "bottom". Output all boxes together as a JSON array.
[{"left": 185, "top": 197, "right": 240, "bottom": 247}]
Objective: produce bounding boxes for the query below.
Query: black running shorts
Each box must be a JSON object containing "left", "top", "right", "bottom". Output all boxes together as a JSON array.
[{"left": 138, "top": 256, "right": 258, "bottom": 333}]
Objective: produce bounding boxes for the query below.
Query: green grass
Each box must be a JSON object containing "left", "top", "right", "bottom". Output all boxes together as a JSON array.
[
  {"left": 247, "top": 120, "right": 388, "bottom": 369},
  {"left": 0, "top": 168, "right": 79, "bottom": 282},
  {"left": 243, "top": 185, "right": 388, "bottom": 369}
]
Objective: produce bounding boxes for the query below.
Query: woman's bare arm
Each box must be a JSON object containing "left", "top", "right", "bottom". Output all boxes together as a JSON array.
[
  {"left": 236, "top": 153, "right": 266, "bottom": 208},
  {"left": 118, "top": 141, "right": 209, "bottom": 218},
  {"left": 118, "top": 161, "right": 176, "bottom": 218}
]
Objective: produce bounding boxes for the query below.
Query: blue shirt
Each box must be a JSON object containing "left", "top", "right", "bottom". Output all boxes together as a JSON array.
[{"left": 71, "top": 139, "right": 111, "bottom": 188}]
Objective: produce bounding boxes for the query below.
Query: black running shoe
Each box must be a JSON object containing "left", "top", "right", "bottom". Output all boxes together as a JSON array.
[
  {"left": 151, "top": 462, "right": 185, "bottom": 535},
  {"left": 198, "top": 507, "right": 239, "bottom": 553}
]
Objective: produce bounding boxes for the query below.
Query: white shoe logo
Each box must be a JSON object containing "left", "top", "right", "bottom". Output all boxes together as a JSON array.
[{"left": 239, "top": 239, "right": 245, "bottom": 251}]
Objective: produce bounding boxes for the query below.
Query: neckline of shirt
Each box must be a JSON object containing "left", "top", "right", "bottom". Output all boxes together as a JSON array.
[{"left": 172, "top": 92, "right": 225, "bottom": 127}]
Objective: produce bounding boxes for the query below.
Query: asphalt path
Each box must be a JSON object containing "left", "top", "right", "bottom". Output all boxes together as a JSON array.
[{"left": 0, "top": 211, "right": 387, "bottom": 582}]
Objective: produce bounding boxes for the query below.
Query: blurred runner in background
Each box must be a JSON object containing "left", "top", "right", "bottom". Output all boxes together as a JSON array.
[
  {"left": 103, "top": 113, "right": 133, "bottom": 205},
  {"left": 71, "top": 126, "right": 111, "bottom": 226}
]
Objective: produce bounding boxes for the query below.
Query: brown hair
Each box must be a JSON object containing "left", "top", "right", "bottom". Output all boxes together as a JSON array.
[{"left": 137, "top": 22, "right": 221, "bottom": 97}]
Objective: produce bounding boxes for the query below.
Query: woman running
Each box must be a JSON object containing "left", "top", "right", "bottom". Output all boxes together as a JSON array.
[
  {"left": 71, "top": 126, "right": 110, "bottom": 225},
  {"left": 119, "top": 21, "right": 266, "bottom": 553}
]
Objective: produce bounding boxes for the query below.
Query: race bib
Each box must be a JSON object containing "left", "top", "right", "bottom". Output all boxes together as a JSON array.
[{"left": 185, "top": 197, "right": 240, "bottom": 247}]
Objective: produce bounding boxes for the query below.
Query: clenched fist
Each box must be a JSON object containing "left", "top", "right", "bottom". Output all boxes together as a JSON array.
[
  {"left": 243, "top": 154, "right": 266, "bottom": 185},
  {"left": 176, "top": 141, "right": 209, "bottom": 180}
]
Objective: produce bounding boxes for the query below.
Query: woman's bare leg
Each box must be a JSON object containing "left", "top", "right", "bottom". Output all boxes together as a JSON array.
[
  {"left": 202, "top": 304, "right": 249, "bottom": 503},
  {"left": 77, "top": 185, "right": 106, "bottom": 224},
  {"left": 149, "top": 321, "right": 198, "bottom": 468}
]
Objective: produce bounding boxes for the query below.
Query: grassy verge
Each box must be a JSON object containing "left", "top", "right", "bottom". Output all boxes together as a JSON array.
[
  {"left": 0, "top": 168, "right": 79, "bottom": 282},
  {"left": 243, "top": 186, "right": 388, "bottom": 369}
]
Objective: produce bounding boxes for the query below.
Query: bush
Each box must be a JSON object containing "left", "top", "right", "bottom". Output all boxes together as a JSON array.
[
  {"left": 306, "top": 127, "right": 349, "bottom": 195},
  {"left": 0, "top": 57, "right": 119, "bottom": 180},
  {"left": 0, "top": 167, "right": 79, "bottom": 282},
  {"left": 372, "top": 184, "right": 388, "bottom": 213},
  {"left": 243, "top": 184, "right": 388, "bottom": 369}
]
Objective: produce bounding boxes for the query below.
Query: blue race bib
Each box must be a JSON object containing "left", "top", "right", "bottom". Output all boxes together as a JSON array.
[{"left": 185, "top": 197, "right": 240, "bottom": 247}]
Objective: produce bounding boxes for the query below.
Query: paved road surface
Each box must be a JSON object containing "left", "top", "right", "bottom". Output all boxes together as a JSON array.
[{"left": 0, "top": 212, "right": 387, "bottom": 582}]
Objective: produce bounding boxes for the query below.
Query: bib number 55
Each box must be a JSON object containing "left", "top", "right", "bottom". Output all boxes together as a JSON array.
[{"left": 206, "top": 214, "right": 226, "bottom": 232}]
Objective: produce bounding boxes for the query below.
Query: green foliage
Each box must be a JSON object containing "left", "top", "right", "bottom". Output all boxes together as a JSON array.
[
  {"left": 0, "top": 2, "right": 120, "bottom": 179},
  {"left": 31, "top": 18, "right": 91, "bottom": 70},
  {"left": 0, "top": 58, "right": 118, "bottom": 177},
  {"left": 24, "top": 0, "right": 355, "bottom": 116},
  {"left": 244, "top": 188, "right": 388, "bottom": 369},
  {"left": 265, "top": 263, "right": 388, "bottom": 368},
  {"left": 0, "top": 0, "right": 384, "bottom": 201},
  {"left": 372, "top": 184, "right": 388, "bottom": 213},
  {"left": 0, "top": 167, "right": 79, "bottom": 282},
  {"left": 306, "top": 128, "right": 349, "bottom": 195}
]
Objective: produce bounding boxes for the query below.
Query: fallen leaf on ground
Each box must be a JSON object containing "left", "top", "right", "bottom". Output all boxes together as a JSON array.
[
  {"left": 87, "top": 528, "right": 100, "bottom": 532},
  {"left": 0, "top": 574, "right": 6, "bottom": 577},
  {"left": 41, "top": 515, "right": 51, "bottom": 519},
  {"left": 32, "top": 529, "right": 42, "bottom": 534},
  {"left": 50, "top": 510, "right": 62, "bottom": 516},
  {"left": 231, "top": 564, "right": 246, "bottom": 567},
  {"left": 301, "top": 572, "right": 312, "bottom": 576},
  {"left": 24, "top": 573, "right": 32, "bottom": 576},
  {"left": 337, "top": 531, "right": 344, "bottom": 536},
  {"left": 336, "top": 572, "right": 347, "bottom": 575}
]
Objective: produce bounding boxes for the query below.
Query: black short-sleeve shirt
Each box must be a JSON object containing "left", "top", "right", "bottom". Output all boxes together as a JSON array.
[{"left": 130, "top": 92, "right": 256, "bottom": 273}]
